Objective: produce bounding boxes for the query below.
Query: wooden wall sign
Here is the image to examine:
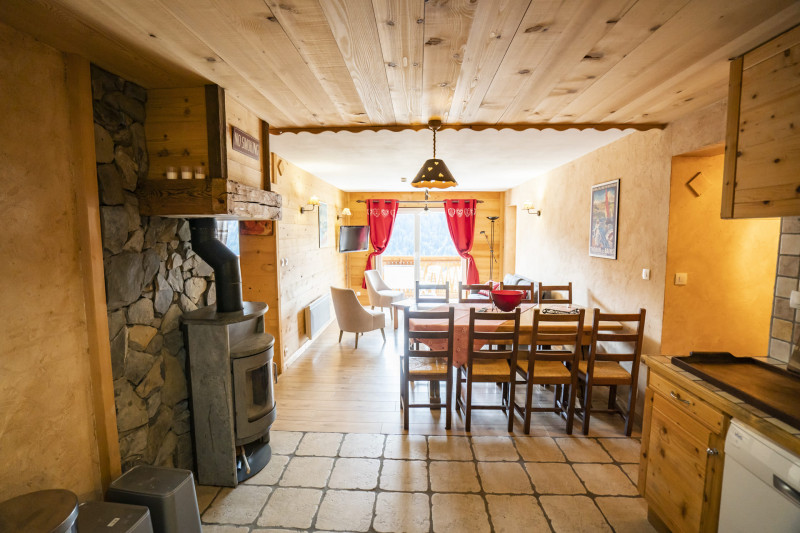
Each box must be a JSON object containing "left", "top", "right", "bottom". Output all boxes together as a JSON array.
[{"left": 231, "top": 126, "right": 260, "bottom": 160}]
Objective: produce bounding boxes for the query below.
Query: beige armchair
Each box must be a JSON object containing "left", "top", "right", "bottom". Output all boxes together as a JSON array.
[
  {"left": 330, "top": 286, "right": 386, "bottom": 348},
  {"left": 364, "top": 270, "right": 404, "bottom": 318}
]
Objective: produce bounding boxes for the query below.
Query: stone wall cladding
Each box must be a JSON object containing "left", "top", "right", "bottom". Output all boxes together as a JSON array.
[
  {"left": 92, "top": 65, "right": 215, "bottom": 471},
  {"left": 769, "top": 217, "right": 800, "bottom": 363}
]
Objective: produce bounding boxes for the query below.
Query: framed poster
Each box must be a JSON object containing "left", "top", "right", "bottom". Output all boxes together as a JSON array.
[
  {"left": 589, "top": 179, "right": 620, "bottom": 259},
  {"left": 318, "top": 202, "right": 328, "bottom": 247}
]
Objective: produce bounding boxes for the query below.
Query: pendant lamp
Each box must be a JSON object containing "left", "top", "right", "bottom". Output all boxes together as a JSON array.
[{"left": 411, "top": 119, "right": 458, "bottom": 189}]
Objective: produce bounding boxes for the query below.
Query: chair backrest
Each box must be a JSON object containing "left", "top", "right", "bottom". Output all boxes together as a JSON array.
[
  {"left": 457, "top": 282, "right": 489, "bottom": 303},
  {"left": 537, "top": 281, "right": 572, "bottom": 305},
  {"left": 528, "top": 308, "right": 585, "bottom": 366},
  {"left": 330, "top": 286, "right": 372, "bottom": 331},
  {"left": 364, "top": 270, "right": 387, "bottom": 303},
  {"left": 587, "top": 308, "right": 646, "bottom": 371},
  {"left": 404, "top": 307, "right": 455, "bottom": 374},
  {"left": 416, "top": 280, "right": 449, "bottom": 304},
  {"left": 501, "top": 282, "right": 535, "bottom": 303},
  {"left": 466, "top": 307, "right": 521, "bottom": 366}
]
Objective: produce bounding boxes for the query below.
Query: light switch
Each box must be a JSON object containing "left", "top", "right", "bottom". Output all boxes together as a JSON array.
[
  {"left": 674, "top": 273, "right": 688, "bottom": 286},
  {"left": 642, "top": 268, "right": 650, "bottom": 280}
]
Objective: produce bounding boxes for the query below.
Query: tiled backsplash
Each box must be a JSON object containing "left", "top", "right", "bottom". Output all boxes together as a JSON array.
[{"left": 769, "top": 217, "right": 800, "bottom": 362}]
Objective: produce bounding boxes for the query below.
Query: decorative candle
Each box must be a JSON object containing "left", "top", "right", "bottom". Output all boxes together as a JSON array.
[
  {"left": 194, "top": 166, "right": 206, "bottom": 179},
  {"left": 181, "top": 166, "right": 192, "bottom": 179},
  {"left": 166, "top": 166, "right": 178, "bottom": 180}
]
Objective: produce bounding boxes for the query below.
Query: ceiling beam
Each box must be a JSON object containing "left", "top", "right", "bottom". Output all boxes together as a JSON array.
[{"left": 269, "top": 122, "right": 666, "bottom": 135}]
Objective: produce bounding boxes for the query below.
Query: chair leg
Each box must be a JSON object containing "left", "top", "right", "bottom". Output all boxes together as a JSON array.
[
  {"left": 445, "top": 368, "right": 453, "bottom": 430},
  {"left": 566, "top": 379, "right": 578, "bottom": 435},
  {"left": 524, "top": 377, "right": 534, "bottom": 435},
  {"left": 354, "top": 333, "right": 359, "bottom": 348},
  {"left": 380, "top": 328, "right": 386, "bottom": 341},
  {"left": 507, "top": 378, "right": 516, "bottom": 433},
  {"left": 608, "top": 385, "right": 618, "bottom": 410},
  {"left": 625, "top": 383, "right": 638, "bottom": 437},
  {"left": 465, "top": 371, "right": 473, "bottom": 433},
  {"left": 581, "top": 379, "right": 593, "bottom": 436},
  {"left": 338, "top": 330, "right": 343, "bottom": 343},
  {"left": 403, "top": 378, "right": 410, "bottom": 430}
]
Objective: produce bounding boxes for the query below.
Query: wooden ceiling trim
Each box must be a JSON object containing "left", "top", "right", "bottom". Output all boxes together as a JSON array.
[
  {"left": 533, "top": 0, "right": 691, "bottom": 122},
  {"left": 471, "top": 0, "right": 581, "bottom": 124},
  {"left": 265, "top": 0, "right": 369, "bottom": 124},
  {"left": 84, "top": 0, "right": 294, "bottom": 125},
  {"left": 372, "top": 0, "right": 425, "bottom": 125},
  {"left": 566, "top": 0, "right": 797, "bottom": 123},
  {"left": 499, "top": 0, "right": 635, "bottom": 124},
  {"left": 447, "top": 0, "right": 532, "bottom": 124},
  {"left": 268, "top": 122, "right": 664, "bottom": 135},
  {"left": 156, "top": 0, "right": 329, "bottom": 127},
  {"left": 421, "top": 0, "right": 478, "bottom": 122},
  {"left": 0, "top": 0, "right": 202, "bottom": 88},
  {"left": 320, "top": 0, "right": 396, "bottom": 124}
]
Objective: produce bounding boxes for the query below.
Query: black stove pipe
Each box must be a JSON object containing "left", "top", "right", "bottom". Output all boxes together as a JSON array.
[{"left": 189, "top": 218, "right": 243, "bottom": 313}]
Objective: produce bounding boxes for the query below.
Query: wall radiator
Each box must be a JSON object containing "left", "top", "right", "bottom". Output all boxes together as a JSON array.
[{"left": 304, "top": 294, "right": 332, "bottom": 340}]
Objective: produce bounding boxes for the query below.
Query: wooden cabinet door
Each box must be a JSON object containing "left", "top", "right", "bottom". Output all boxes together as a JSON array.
[{"left": 644, "top": 393, "right": 723, "bottom": 533}]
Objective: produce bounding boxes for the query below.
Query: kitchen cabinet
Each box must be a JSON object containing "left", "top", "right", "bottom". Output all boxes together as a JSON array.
[
  {"left": 639, "top": 373, "right": 728, "bottom": 533},
  {"left": 722, "top": 24, "right": 800, "bottom": 219}
]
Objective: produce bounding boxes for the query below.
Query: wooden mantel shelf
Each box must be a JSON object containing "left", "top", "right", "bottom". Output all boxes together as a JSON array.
[{"left": 137, "top": 178, "right": 282, "bottom": 220}]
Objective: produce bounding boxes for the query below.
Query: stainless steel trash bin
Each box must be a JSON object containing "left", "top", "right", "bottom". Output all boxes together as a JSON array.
[{"left": 0, "top": 489, "right": 79, "bottom": 532}]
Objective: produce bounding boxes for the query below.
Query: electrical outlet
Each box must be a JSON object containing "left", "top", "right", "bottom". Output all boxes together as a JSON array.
[
  {"left": 642, "top": 268, "right": 650, "bottom": 280},
  {"left": 674, "top": 272, "right": 688, "bottom": 286}
]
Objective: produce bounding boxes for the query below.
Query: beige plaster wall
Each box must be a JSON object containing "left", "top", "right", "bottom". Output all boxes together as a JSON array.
[
  {"left": 661, "top": 154, "right": 780, "bottom": 355},
  {"left": 0, "top": 22, "right": 103, "bottom": 499}
]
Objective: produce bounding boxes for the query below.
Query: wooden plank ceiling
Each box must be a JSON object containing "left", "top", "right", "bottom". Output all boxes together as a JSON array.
[{"left": 3, "top": 0, "right": 800, "bottom": 130}]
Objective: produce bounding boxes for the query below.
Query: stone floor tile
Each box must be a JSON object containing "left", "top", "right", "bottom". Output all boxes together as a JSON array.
[
  {"left": 573, "top": 464, "right": 638, "bottom": 495},
  {"left": 251, "top": 529, "right": 298, "bottom": 533},
  {"left": 431, "top": 493, "right": 491, "bottom": 533},
  {"left": 380, "top": 459, "right": 429, "bottom": 491},
  {"left": 540, "top": 495, "right": 612, "bottom": 532},
  {"left": 244, "top": 455, "right": 289, "bottom": 486},
  {"left": 373, "top": 492, "right": 430, "bottom": 533},
  {"left": 477, "top": 462, "right": 533, "bottom": 494},
  {"left": 471, "top": 436, "right": 519, "bottom": 461},
  {"left": 384, "top": 434, "right": 427, "bottom": 459},
  {"left": 339, "top": 433, "right": 385, "bottom": 458},
  {"left": 598, "top": 437, "right": 641, "bottom": 463},
  {"left": 596, "top": 496, "right": 656, "bottom": 533},
  {"left": 486, "top": 495, "right": 549, "bottom": 533},
  {"left": 555, "top": 437, "right": 612, "bottom": 462},
  {"left": 315, "top": 490, "right": 375, "bottom": 532},
  {"left": 279, "top": 456, "right": 334, "bottom": 488},
  {"left": 296, "top": 432, "right": 343, "bottom": 456},
  {"left": 525, "top": 463, "right": 585, "bottom": 495},
  {"left": 513, "top": 436, "right": 566, "bottom": 462},
  {"left": 202, "top": 485, "right": 272, "bottom": 525},
  {"left": 621, "top": 464, "right": 640, "bottom": 486},
  {"left": 430, "top": 461, "right": 481, "bottom": 493},
  {"left": 428, "top": 436, "right": 473, "bottom": 461},
  {"left": 268, "top": 431, "right": 303, "bottom": 455},
  {"left": 195, "top": 485, "right": 220, "bottom": 513},
  {"left": 328, "top": 457, "right": 380, "bottom": 490},
  {"left": 257, "top": 487, "right": 322, "bottom": 529},
  {"left": 202, "top": 526, "right": 250, "bottom": 533}
]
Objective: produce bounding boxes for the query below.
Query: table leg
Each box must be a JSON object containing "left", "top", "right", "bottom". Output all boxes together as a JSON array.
[
  {"left": 429, "top": 380, "right": 441, "bottom": 409},
  {"left": 393, "top": 306, "right": 399, "bottom": 330}
]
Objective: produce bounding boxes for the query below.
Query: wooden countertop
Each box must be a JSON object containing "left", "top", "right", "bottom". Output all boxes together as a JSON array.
[{"left": 644, "top": 355, "right": 800, "bottom": 457}]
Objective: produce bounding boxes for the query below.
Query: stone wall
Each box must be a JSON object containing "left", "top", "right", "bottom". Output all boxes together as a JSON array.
[
  {"left": 92, "top": 65, "right": 215, "bottom": 471},
  {"left": 769, "top": 218, "right": 800, "bottom": 363}
]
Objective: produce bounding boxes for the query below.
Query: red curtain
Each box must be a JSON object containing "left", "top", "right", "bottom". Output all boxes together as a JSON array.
[
  {"left": 363, "top": 199, "right": 400, "bottom": 288},
  {"left": 443, "top": 199, "right": 479, "bottom": 284}
]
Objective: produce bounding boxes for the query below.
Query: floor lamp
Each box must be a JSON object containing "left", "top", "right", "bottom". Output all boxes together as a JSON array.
[{"left": 483, "top": 216, "right": 499, "bottom": 281}]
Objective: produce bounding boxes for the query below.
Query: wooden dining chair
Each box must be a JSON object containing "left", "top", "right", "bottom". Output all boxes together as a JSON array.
[
  {"left": 415, "top": 280, "right": 449, "bottom": 305},
  {"left": 457, "top": 282, "right": 490, "bottom": 303},
  {"left": 577, "top": 308, "right": 646, "bottom": 436},
  {"left": 514, "top": 308, "right": 585, "bottom": 434},
  {"left": 402, "top": 308, "right": 455, "bottom": 430},
  {"left": 501, "top": 281, "right": 535, "bottom": 303},
  {"left": 456, "top": 308, "right": 521, "bottom": 432},
  {"left": 537, "top": 282, "right": 572, "bottom": 305}
]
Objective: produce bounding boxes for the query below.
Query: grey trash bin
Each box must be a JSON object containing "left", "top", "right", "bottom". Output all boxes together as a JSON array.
[
  {"left": 0, "top": 489, "right": 79, "bottom": 532},
  {"left": 77, "top": 501, "right": 153, "bottom": 533},
  {"left": 105, "top": 466, "right": 201, "bottom": 533}
]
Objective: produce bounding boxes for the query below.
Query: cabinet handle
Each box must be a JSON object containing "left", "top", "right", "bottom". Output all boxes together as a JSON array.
[
  {"left": 706, "top": 448, "right": 719, "bottom": 455},
  {"left": 670, "top": 390, "right": 693, "bottom": 405}
]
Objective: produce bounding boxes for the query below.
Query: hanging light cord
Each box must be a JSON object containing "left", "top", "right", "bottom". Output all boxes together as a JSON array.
[{"left": 432, "top": 128, "right": 437, "bottom": 159}]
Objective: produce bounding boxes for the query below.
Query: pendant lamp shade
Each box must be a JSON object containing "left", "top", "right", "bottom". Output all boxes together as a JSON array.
[{"left": 411, "top": 120, "right": 458, "bottom": 189}]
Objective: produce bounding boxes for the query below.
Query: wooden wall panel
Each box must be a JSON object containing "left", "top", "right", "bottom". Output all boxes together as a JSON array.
[
  {"left": 146, "top": 87, "right": 208, "bottom": 180},
  {"left": 225, "top": 94, "right": 265, "bottom": 189}
]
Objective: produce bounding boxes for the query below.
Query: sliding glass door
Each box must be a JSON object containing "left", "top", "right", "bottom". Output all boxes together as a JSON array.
[{"left": 380, "top": 209, "right": 461, "bottom": 298}]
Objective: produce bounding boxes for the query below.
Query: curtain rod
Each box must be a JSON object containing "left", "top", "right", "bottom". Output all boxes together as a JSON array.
[{"left": 355, "top": 199, "right": 484, "bottom": 204}]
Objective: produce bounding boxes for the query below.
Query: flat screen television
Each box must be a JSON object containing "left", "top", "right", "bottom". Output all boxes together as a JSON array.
[{"left": 339, "top": 225, "right": 370, "bottom": 253}]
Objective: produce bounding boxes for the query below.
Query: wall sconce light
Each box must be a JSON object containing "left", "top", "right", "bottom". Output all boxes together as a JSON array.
[
  {"left": 522, "top": 202, "right": 541, "bottom": 216},
  {"left": 300, "top": 196, "right": 320, "bottom": 213},
  {"left": 337, "top": 207, "right": 352, "bottom": 220}
]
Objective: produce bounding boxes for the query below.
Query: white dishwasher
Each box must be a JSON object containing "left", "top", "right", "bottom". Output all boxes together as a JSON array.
[{"left": 718, "top": 419, "right": 800, "bottom": 532}]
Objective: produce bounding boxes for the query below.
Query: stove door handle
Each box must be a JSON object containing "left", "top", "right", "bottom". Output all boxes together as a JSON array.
[{"left": 774, "top": 475, "right": 800, "bottom": 508}]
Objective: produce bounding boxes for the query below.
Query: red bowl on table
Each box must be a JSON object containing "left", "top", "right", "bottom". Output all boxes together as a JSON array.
[{"left": 490, "top": 290, "right": 524, "bottom": 312}]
